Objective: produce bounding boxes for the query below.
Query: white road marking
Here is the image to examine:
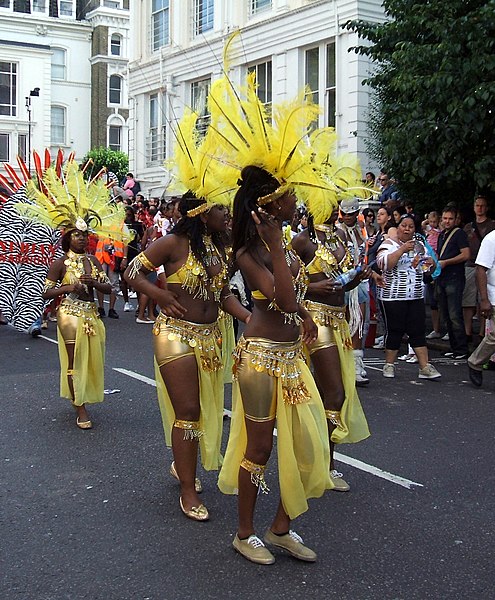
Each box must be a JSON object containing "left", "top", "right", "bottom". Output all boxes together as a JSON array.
[
  {"left": 39, "top": 335, "right": 57, "bottom": 344},
  {"left": 118, "top": 368, "right": 424, "bottom": 490}
]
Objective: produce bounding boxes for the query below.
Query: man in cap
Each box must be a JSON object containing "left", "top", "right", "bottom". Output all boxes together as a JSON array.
[{"left": 337, "top": 198, "right": 371, "bottom": 386}]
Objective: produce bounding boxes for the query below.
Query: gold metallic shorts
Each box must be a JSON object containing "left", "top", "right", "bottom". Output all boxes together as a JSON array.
[
  {"left": 153, "top": 312, "right": 222, "bottom": 372},
  {"left": 303, "top": 300, "right": 352, "bottom": 354},
  {"left": 233, "top": 336, "right": 310, "bottom": 421},
  {"left": 57, "top": 297, "right": 100, "bottom": 342}
]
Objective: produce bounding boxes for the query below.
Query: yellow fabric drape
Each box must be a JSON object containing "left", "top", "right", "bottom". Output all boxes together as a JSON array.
[
  {"left": 218, "top": 311, "right": 235, "bottom": 384},
  {"left": 218, "top": 338, "right": 333, "bottom": 520},
  {"left": 57, "top": 299, "right": 105, "bottom": 406}
]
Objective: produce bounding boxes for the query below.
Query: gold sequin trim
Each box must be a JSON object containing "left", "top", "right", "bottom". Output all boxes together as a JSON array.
[
  {"left": 303, "top": 300, "right": 353, "bottom": 349},
  {"left": 127, "top": 252, "right": 158, "bottom": 279},
  {"left": 233, "top": 336, "right": 311, "bottom": 405},
  {"left": 173, "top": 419, "right": 204, "bottom": 441},
  {"left": 153, "top": 313, "right": 223, "bottom": 372},
  {"left": 240, "top": 457, "right": 270, "bottom": 493},
  {"left": 44, "top": 278, "right": 57, "bottom": 292},
  {"left": 58, "top": 298, "right": 100, "bottom": 336},
  {"left": 325, "top": 409, "right": 344, "bottom": 430}
]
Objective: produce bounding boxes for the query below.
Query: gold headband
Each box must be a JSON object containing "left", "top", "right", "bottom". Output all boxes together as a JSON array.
[
  {"left": 186, "top": 202, "right": 210, "bottom": 218},
  {"left": 257, "top": 184, "right": 290, "bottom": 207}
]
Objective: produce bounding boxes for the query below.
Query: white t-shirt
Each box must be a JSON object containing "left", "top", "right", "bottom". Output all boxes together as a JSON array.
[{"left": 475, "top": 229, "right": 495, "bottom": 304}]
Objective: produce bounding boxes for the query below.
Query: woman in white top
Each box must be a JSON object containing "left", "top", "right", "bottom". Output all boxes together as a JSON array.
[{"left": 376, "top": 214, "right": 441, "bottom": 380}]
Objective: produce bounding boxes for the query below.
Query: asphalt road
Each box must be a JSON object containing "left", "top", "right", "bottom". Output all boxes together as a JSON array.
[{"left": 1, "top": 303, "right": 494, "bottom": 600}]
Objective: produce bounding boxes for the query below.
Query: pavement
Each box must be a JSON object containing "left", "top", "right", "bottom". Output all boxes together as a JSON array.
[{"left": 1, "top": 304, "right": 494, "bottom": 600}]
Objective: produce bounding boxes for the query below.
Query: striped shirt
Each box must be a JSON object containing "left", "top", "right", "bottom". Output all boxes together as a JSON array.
[{"left": 377, "top": 238, "right": 426, "bottom": 301}]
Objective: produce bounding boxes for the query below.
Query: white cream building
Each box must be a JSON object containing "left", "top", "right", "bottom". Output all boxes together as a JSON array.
[
  {"left": 128, "top": 0, "right": 385, "bottom": 198},
  {"left": 0, "top": 0, "right": 129, "bottom": 177}
]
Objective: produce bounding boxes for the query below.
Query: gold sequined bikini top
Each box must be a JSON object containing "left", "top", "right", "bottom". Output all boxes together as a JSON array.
[
  {"left": 307, "top": 226, "right": 353, "bottom": 278},
  {"left": 61, "top": 250, "right": 99, "bottom": 285},
  {"left": 167, "top": 240, "right": 228, "bottom": 302},
  {"left": 251, "top": 240, "right": 309, "bottom": 325}
]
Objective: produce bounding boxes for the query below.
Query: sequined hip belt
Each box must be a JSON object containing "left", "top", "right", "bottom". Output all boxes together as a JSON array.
[
  {"left": 59, "top": 297, "right": 98, "bottom": 318},
  {"left": 233, "top": 335, "right": 310, "bottom": 405},
  {"left": 302, "top": 300, "right": 346, "bottom": 326},
  {"left": 152, "top": 312, "right": 222, "bottom": 372}
]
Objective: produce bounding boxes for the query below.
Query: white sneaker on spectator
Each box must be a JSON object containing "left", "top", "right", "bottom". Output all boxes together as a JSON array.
[
  {"left": 373, "top": 337, "right": 385, "bottom": 349},
  {"left": 129, "top": 291, "right": 137, "bottom": 299},
  {"left": 124, "top": 302, "right": 134, "bottom": 312},
  {"left": 398, "top": 353, "right": 413, "bottom": 361},
  {"left": 406, "top": 354, "right": 418, "bottom": 363},
  {"left": 426, "top": 330, "right": 442, "bottom": 339},
  {"left": 383, "top": 363, "right": 395, "bottom": 378},
  {"left": 418, "top": 363, "right": 441, "bottom": 379},
  {"left": 441, "top": 333, "right": 449, "bottom": 341}
]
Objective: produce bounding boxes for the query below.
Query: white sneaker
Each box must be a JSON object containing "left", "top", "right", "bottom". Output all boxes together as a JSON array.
[
  {"left": 124, "top": 302, "right": 134, "bottom": 312},
  {"left": 355, "top": 372, "right": 370, "bottom": 386},
  {"left": 129, "top": 291, "right": 137, "bottom": 299},
  {"left": 406, "top": 354, "right": 418, "bottom": 364},
  {"left": 418, "top": 363, "right": 441, "bottom": 380},
  {"left": 373, "top": 339, "right": 385, "bottom": 349},
  {"left": 441, "top": 333, "right": 449, "bottom": 341},
  {"left": 398, "top": 353, "right": 413, "bottom": 361},
  {"left": 383, "top": 363, "right": 395, "bottom": 378},
  {"left": 426, "top": 330, "right": 442, "bottom": 339}
]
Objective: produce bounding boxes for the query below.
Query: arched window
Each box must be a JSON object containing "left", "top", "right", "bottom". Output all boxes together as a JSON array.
[
  {"left": 109, "top": 75, "right": 122, "bottom": 105},
  {"left": 110, "top": 34, "right": 121, "bottom": 56}
]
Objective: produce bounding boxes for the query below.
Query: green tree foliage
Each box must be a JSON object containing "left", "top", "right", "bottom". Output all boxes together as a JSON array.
[
  {"left": 344, "top": 0, "right": 495, "bottom": 211},
  {"left": 81, "top": 147, "right": 129, "bottom": 182}
]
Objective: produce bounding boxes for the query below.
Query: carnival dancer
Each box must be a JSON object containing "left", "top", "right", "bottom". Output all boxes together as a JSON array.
[
  {"left": 15, "top": 159, "right": 129, "bottom": 429},
  {"left": 209, "top": 57, "right": 333, "bottom": 564},
  {"left": 292, "top": 204, "right": 371, "bottom": 492},
  {"left": 124, "top": 109, "right": 250, "bottom": 522}
]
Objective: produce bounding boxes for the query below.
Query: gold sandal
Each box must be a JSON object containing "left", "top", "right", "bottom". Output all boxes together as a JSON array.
[
  {"left": 76, "top": 417, "right": 92, "bottom": 430},
  {"left": 170, "top": 461, "right": 202, "bottom": 493},
  {"left": 179, "top": 497, "right": 209, "bottom": 521}
]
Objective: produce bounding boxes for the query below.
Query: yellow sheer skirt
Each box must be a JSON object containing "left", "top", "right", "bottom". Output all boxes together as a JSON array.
[
  {"left": 153, "top": 313, "right": 224, "bottom": 471},
  {"left": 304, "top": 300, "right": 370, "bottom": 445},
  {"left": 57, "top": 297, "right": 105, "bottom": 406},
  {"left": 218, "top": 310, "right": 235, "bottom": 384},
  {"left": 218, "top": 336, "right": 333, "bottom": 520}
]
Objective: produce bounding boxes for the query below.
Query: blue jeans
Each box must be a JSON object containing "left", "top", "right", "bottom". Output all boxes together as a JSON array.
[{"left": 435, "top": 277, "right": 468, "bottom": 354}]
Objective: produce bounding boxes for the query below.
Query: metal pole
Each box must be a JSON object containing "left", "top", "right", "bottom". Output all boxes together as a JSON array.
[{"left": 26, "top": 96, "right": 32, "bottom": 172}]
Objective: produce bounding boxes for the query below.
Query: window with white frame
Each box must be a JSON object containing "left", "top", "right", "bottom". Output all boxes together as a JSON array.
[
  {"left": 109, "top": 75, "right": 122, "bottom": 104},
  {"left": 110, "top": 34, "right": 121, "bottom": 56},
  {"left": 248, "top": 61, "right": 272, "bottom": 106},
  {"left": 148, "top": 93, "right": 166, "bottom": 163},
  {"left": 305, "top": 42, "right": 336, "bottom": 128},
  {"left": 0, "top": 133, "right": 9, "bottom": 161},
  {"left": 51, "top": 48, "right": 66, "bottom": 80},
  {"left": 250, "top": 0, "right": 271, "bottom": 15},
  {"left": 18, "top": 132, "right": 27, "bottom": 160},
  {"left": 0, "top": 1, "right": 11, "bottom": 8},
  {"left": 13, "top": 0, "right": 29, "bottom": 12},
  {"left": 152, "top": 0, "right": 169, "bottom": 52},
  {"left": 59, "top": 0, "right": 73, "bottom": 17},
  {"left": 33, "top": 0, "right": 47, "bottom": 12},
  {"left": 0, "top": 61, "right": 17, "bottom": 116},
  {"left": 194, "top": 0, "right": 213, "bottom": 35},
  {"left": 190, "top": 78, "right": 210, "bottom": 136},
  {"left": 108, "top": 124, "right": 122, "bottom": 151},
  {"left": 51, "top": 106, "right": 66, "bottom": 145}
]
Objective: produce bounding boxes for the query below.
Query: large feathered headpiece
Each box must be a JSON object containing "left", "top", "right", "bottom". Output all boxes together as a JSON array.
[
  {"left": 204, "top": 32, "right": 366, "bottom": 220},
  {"left": 14, "top": 153, "right": 130, "bottom": 242},
  {"left": 167, "top": 104, "right": 238, "bottom": 218}
]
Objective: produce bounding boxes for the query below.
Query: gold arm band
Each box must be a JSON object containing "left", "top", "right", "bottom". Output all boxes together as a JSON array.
[
  {"left": 186, "top": 202, "right": 210, "bottom": 218},
  {"left": 325, "top": 410, "right": 344, "bottom": 430},
  {"left": 240, "top": 457, "right": 270, "bottom": 494},
  {"left": 44, "top": 279, "right": 57, "bottom": 292},
  {"left": 127, "top": 252, "right": 158, "bottom": 279},
  {"left": 173, "top": 419, "right": 204, "bottom": 441},
  {"left": 97, "top": 271, "right": 111, "bottom": 284}
]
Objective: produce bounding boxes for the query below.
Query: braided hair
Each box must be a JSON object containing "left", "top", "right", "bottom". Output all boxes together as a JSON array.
[
  {"left": 231, "top": 166, "right": 280, "bottom": 261},
  {"left": 170, "top": 191, "right": 225, "bottom": 264}
]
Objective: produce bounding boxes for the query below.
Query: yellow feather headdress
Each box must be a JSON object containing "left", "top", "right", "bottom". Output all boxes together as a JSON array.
[
  {"left": 167, "top": 106, "right": 239, "bottom": 218},
  {"left": 15, "top": 159, "right": 131, "bottom": 242},
  {"left": 204, "top": 32, "right": 367, "bottom": 221}
]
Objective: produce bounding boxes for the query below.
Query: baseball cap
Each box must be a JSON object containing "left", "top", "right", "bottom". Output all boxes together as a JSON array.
[{"left": 340, "top": 198, "right": 360, "bottom": 214}]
